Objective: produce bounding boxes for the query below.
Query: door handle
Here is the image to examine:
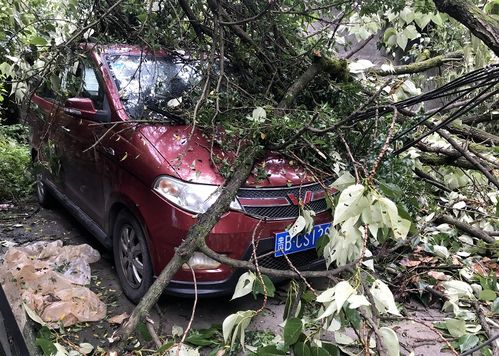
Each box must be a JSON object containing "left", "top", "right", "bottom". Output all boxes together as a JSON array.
[{"left": 61, "top": 126, "right": 71, "bottom": 133}]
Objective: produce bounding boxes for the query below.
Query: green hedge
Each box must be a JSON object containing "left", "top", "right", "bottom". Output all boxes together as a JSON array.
[{"left": 0, "top": 125, "right": 33, "bottom": 201}]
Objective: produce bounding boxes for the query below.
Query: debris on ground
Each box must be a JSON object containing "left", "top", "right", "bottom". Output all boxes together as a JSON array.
[{"left": 0, "top": 240, "right": 106, "bottom": 329}]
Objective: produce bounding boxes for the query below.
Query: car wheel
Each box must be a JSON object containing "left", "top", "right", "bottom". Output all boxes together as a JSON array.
[
  {"left": 113, "top": 210, "right": 154, "bottom": 303},
  {"left": 36, "top": 173, "right": 55, "bottom": 208}
]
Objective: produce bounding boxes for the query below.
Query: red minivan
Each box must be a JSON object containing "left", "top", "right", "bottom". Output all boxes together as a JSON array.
[{"left": 28, "top": 45, "right": 332, "bottom": 303}]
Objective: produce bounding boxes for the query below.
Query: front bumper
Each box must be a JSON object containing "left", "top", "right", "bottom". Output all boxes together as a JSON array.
[{"left": 165, "top": 237, "right": 327, "bottom": 297}]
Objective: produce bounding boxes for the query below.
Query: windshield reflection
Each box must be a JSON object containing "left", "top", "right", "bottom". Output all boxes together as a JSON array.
[{"left": 105, "top": 54, "right": 200, "bottom": 120}]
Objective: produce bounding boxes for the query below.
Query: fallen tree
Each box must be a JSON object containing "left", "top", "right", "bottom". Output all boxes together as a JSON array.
[{"left": 2, "top": 0, "right": 499, "bottom": 354}]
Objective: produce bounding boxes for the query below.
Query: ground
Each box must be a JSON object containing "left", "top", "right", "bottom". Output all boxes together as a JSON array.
[{"left": 0, "top": 198, "right": 460, "bottom": 355}]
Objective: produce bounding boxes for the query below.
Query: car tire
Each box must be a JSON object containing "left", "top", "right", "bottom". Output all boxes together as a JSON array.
[
  {"left": 113, "top": 210, "right": 154, "bottom": 303},
  {"left": 36, "top": 173, "right": 55, "bottom": 208}
]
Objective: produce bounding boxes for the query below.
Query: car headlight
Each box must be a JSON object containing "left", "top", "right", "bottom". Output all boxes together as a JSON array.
[{"left": 153, "top": 176, "right": 242, "bottom": 214}]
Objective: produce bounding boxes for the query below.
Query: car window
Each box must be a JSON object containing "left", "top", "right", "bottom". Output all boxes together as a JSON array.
[
  {"left": 62, "top": 60, "right": 105, "bottom": 110},
  {"left": 105, "top": 54, "right": 201, "bottom": 120}
]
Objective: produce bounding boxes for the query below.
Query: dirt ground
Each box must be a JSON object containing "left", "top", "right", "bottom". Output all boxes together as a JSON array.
[{"left": 0, "top": 198, "right": 459, "bottom": 355}]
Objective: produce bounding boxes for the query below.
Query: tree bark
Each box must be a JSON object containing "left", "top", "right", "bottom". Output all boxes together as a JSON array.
[
  {"left": 447, "top": 122, "right": 499, "bottom": 146},
  {"left": 109, "top": 146, "right": 262, "bottom": 352},
  {"left": 419, "top": 153, "right": 481, "bottom": 170},
  {"left": 278, "top": 56, "right": 348, "bottom": 109},
  {"left": 433, "top": 0, "right": 499, "bottom": 56},
  {"left": 370, "top": 51, "right": 463, "bottom": 76}
]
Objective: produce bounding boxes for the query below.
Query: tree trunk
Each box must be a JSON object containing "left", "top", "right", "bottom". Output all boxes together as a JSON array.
[{"left": 434, "top": 0, "right": 499, "bottom": 56}]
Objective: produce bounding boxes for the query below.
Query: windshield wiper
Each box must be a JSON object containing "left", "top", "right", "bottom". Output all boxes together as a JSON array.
[{"left": 145, "top": 104, "right": 186, "bottom": 125}]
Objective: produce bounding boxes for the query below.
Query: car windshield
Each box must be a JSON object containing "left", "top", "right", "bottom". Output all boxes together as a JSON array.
[{"left": 105, "top": 54, "right": 201, "bottom": 120}]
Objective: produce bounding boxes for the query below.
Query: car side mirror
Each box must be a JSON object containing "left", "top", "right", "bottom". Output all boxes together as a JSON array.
[{"left": 64, "top": 98, "right": 110, "bottom": 122}]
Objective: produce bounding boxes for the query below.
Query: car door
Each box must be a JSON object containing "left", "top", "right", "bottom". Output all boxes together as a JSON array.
[
  {"left": 29, "top": 74, "right": 67, "bottom": 192},
  {"left": 57, "top": 58, "right": 111, "bottom": 227}
]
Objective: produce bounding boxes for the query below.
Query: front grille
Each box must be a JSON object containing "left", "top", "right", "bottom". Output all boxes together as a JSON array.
[
  {"left": 237, "top": 180, "right": 329, "bottom": 199},
  {"left": 242, "top": 199, "right": 329, "bottom": 220},
  {"left": 237, "top": 179, "right": 333, "bottom": 220},
  {"left": 257, "top": 249, "right": 325, "bottom": 270}
]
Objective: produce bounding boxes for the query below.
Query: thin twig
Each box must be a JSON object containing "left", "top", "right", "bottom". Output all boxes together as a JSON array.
[
  {"left": 368, "top": 107, "right": 397, "bottom": 181},
  {"left": 176, "top": 264, "right": 198, "bottom": 356},
  {"left": 472, "top": 301, "right": 499, "bottom": 356},
  {"left": 145, "top": 316, "right": 162, "bottom": 348}
]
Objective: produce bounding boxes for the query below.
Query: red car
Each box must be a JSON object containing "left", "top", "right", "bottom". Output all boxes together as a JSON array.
[{"left": 28, "top": 45, "right": 332, "bottom": 303}]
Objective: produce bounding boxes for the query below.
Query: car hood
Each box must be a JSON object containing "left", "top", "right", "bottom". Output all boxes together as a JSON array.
[{"left": 139, "top": 125, "right": 316, "bottom": 187}]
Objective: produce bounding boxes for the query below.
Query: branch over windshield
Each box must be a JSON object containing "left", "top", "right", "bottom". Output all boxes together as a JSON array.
[{"left": 105, "top": 54, "right": 202, "bottom": 122}]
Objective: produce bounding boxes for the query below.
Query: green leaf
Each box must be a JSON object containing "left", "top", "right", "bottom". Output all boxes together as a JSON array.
[
  {"left": 333, "top": 184, "right": 366, "bottom": 226},
  {"left": 283, "top": 317, "right": 303, "bottom": 346},
  {"left": 379, "top": 327, "right": 400, "bottom": 356},
  {"left": 23, "top": 303, "right": 47, "bottom": 326},
  {"left": 78, "top": 343, "right": 94, "bottom": 355},
  {"left": 185, "top": 333, "right": 218, "bottom": 346},
  {"left": 222, "top": 310, "right": 255, "bottom": 348},
  {"left": 347, "top": 294, "right": 370, "bottom": 309},
  {"left": 288, "top": 215, "right": 307, "bottom": 238},
  {"left": 321, "top": 343, "right": 341, "bottom": 356},
  {"left": 376, "top": 197, "right": 411, "bottom": 240},
  {"left": 432, "top": 13, "right": 444, "bottom": 26},
  {"left": 383, "top": 27, "right": 397, "bottom": 43},
  {"left": 459, "top": 334, "right": 479, "bottom": 352},
  {"left": 399, "top": 7, "right": 415, "bottom": 23},
  {"left": 378, "top": 181, "right": 403, "bottom": 199},
  {"left": 479, "top": 289, "right": 497, "bottom": 301},
  {"left": 253, "top": 275, "right": 276, "bottom": 298},
  {"left": 492, "top": 298, "right": 499, "bottom": 313},
  {"left": 330, "top": 172, "right": 355, "bottom": 191},
  {"left": 36, "top": 338, "right": 57, "bottom": 356},
  {"left": 256, "top": 345, "right": 286, "bottom": 355},
  {"left": 403, "top": 24, "right": 419, "bottom": 40},
  {"left": 445, "top": 318, "right": 466, "bottom": 337},
  {"left": 397, "top": 34, "right": 408, "bottom": 50},
  {"left": 333, "top": 281, "right": 355, "bottom": 311},
  {"left": 251, "top": 107, "right": 266, "bottom": 123},
  {"left": 157, "top": 341, "right": 175, "bottom": 353},
  {"left": 231, "top": 271, "right": 256, "bottom": 300},
  {"left": 370, "top": 280, "right": 401, "bottom": 316},
  {"left": 484, "top": 0, "right": 499, "bottom": 14},
  {"left": 294, "top": 342, "right": 311, "bottom": 356},
  {"left": 310, "top": 346, "right": 332, "bottom": 356},
  {"left": 137, "top": 12, "right": 147, "bottom": 22},
  {"left": 414, "top": 12, "right": 433, "bottom": 29},
  {"left": 28, "top": 35, "right": 48, "bottom": 46}
]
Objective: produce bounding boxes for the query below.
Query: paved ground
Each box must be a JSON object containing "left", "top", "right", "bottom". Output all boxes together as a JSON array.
[{"left": 0, "top": 198, "right": 456, "bottom": 355}]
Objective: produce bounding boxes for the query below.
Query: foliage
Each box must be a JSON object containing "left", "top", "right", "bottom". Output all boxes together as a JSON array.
[
  {"left": 0, "top": 124, "right": 32, "bottom": 200},
  {"left": 1, "top": 0, "right": 498, "bottom": 354}
]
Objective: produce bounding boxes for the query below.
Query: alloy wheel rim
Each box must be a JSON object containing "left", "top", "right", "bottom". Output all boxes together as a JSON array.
[{"left": 119, "top": 224, "right": 144, "bottom": 289}]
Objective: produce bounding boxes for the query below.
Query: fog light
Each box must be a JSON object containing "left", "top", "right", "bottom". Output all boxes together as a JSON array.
[{"left": 182, "top": 252, "right": 222, "bottom": 270}]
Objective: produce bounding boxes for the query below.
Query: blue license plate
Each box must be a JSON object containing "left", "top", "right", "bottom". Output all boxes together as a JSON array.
[{"left": 274, "top": 223, "right": 331, "bottom": 257}]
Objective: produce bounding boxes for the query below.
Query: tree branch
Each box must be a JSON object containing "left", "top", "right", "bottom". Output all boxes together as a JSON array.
[
  {"left": 434, "top": 214, "right": 495, "bottom": 244},
  {"left": 198, "top": 242, "right": 357, "bottom": 278},
  {"left": 434, "top": 127, "right": 499, "bottom": 189},
  {"left": 433, "top": 0, "right": 499, "bottom": 56},
  {"left": 447, "top": 122, "right": 499, "bottom": 146},
  {"left": 178, "top": 0, "right": 214, "bottom": 39},
  {"left": 278, "top": 55, "right": 348, "bottom": 109},
  {"left": 370, "top": 51, "right": 463, "bottom": 76}
]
